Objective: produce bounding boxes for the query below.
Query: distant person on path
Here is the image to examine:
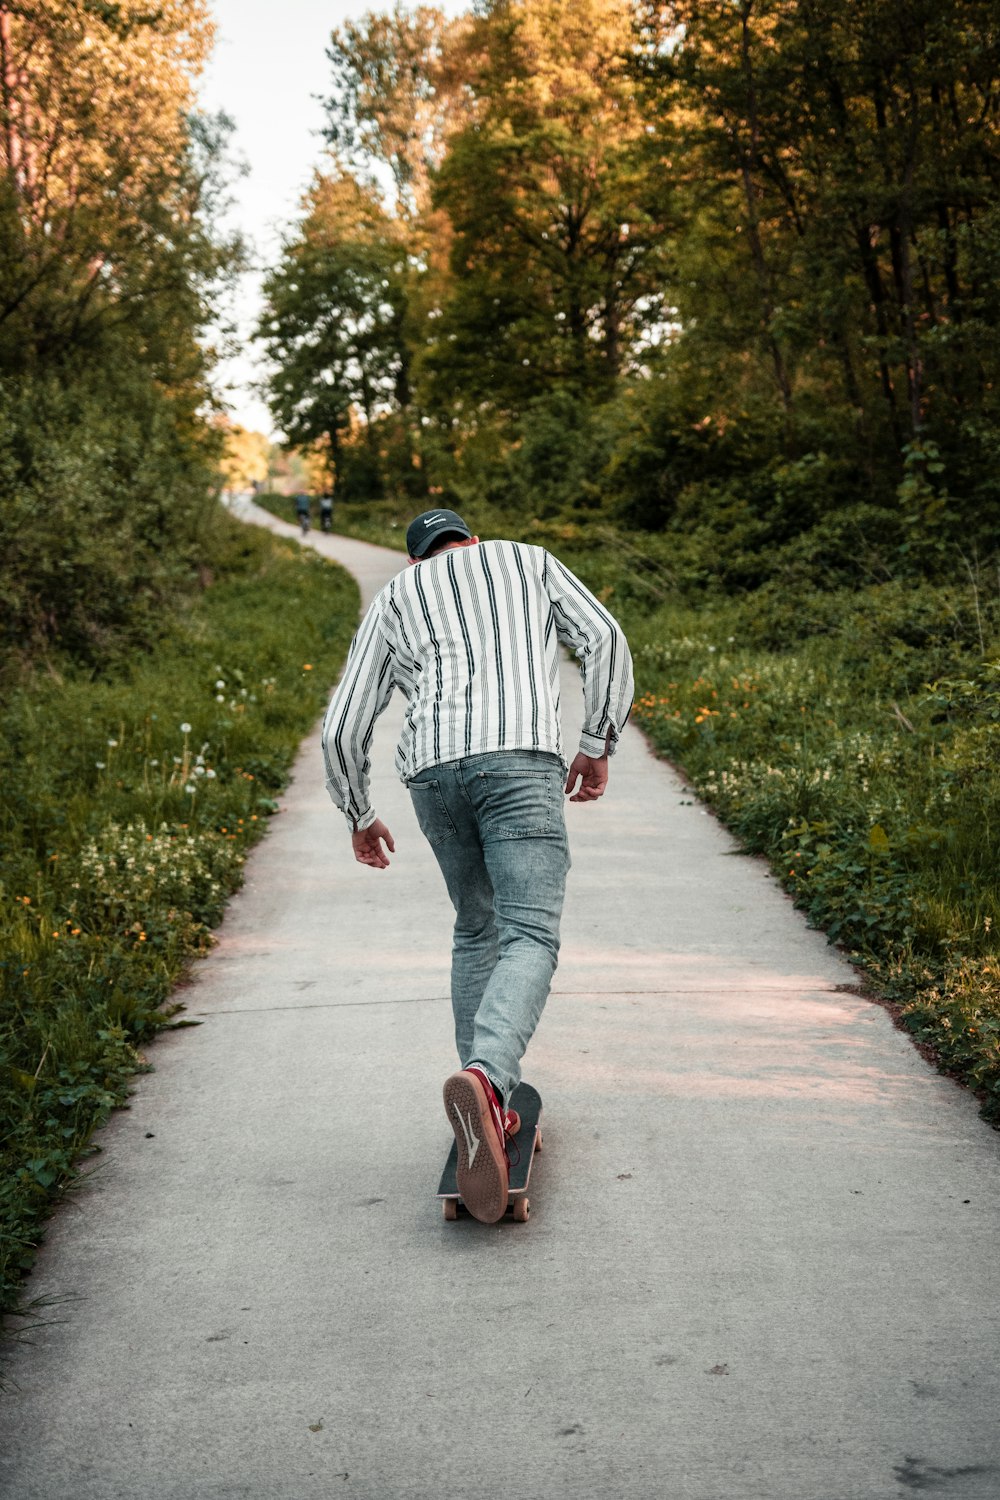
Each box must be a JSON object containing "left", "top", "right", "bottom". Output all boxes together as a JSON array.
[
  {"left": 319, "top": 493, "right": 334, "bottom": 532},
  {"left": 321, "top": 509, "right": 634, "bottom": 1223},
  {"left": 294, "top": 491, "right": 310, "bottom": 534}
]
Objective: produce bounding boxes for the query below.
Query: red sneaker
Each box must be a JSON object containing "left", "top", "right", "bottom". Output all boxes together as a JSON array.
[{"left": 443, "top": 1067, "right": 510, "bottom": 1224}]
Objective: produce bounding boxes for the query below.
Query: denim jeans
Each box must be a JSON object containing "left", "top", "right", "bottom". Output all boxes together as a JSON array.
[{"left": 408, "top": 750, "right": 570, "bottom": 1105}]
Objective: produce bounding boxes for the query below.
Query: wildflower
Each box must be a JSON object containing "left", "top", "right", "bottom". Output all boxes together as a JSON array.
[
  {"left": 303, "top": 663, "right": 313, "bottom": 671},
  {"left": 180, "top": 722, "right": 192, "bottom": 734},
  {"left": 95, "top": 761, "right": 106, "bottom": 769},
  {"left": 206, "top": 769, "right": 217, "bottom": 779},
  {"left": 185, "top": 783, "right": 197, "bottom": 794},
  {"left": 216, "top": 694, "right": 225, "bottom": 702},
  {"left": 215, "top": 680, "right": 226, "bottom": 689},
  {"left": 108, "top": 738, "right": 118, "bottom": 748},
  {"left": 150, "top": 759, "right": 159, "bottom": 767}
]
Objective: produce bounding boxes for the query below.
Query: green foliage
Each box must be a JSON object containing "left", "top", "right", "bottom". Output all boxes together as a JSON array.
[
  {"left": 0, "top": 363, "right": 225, "bottom": 667},
  {"left": 0, "top": 521, "right": 359, "bottom": 1314}
]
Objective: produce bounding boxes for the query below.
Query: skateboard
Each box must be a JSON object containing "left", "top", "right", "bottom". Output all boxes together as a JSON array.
[{"left": 437, "top": 1081, "right": 543, "bottom": 1223}]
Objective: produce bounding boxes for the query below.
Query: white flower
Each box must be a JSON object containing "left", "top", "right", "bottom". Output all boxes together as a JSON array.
[
  {"left": 215, "top": 680, "right": 225, "bottom": 689},
  {"left": 180, "top": 722, "right": 192, "bottom": 734},
  {"left": 108, "top": 739, "right": 118, "bottom": 748},
  {"left": 216, "top": 694, "right": 225, "bottom": 702},
  {"left": 185, "top": 783, "right": 197, "bottom": 794},
  {"left": 206, "top": 769, "right": 217, "bottom": 780},
  {"left": 195, "top": 766, "right": 205, "bottom": 777},
  {"left": 149, "top": 759, "right": 159, "bottom": 767},
  {"left": 173, "top": 756, "right": 182, "bottom": 765},
  {"left": 95, "top": 761, "right": 106, "bottom": 769}
]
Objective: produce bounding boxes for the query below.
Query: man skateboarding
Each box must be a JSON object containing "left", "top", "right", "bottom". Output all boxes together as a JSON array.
[{"left": 321, "top": 509, "right": 634, "bottom": 1223}]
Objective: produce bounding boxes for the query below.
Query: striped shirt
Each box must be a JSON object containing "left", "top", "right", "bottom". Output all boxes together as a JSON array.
[{"left": 321, "top": 539, "right": 634, "bottom": 830}]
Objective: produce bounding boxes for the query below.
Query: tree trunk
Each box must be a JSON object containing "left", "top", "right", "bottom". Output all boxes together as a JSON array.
[{"left": 738, "top": 3, "right": 793, "bottom": 418}]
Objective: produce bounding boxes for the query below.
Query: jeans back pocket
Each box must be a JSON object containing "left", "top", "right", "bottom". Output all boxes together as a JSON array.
[{"left": 408, "top": 778, "right": 458, "bottom": 847}]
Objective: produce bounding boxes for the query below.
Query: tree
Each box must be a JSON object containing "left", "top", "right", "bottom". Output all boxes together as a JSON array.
[
  {"left": 426, "top": 0, "right": 669, "bottom": 415},
  {"left": 257, "top": 168, "right": 411, "bottom": 494}
]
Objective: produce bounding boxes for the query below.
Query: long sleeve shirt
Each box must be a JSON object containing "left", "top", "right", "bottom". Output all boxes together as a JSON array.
[{"left": 321, "top": 539, "right": 634, "bottom": 830}]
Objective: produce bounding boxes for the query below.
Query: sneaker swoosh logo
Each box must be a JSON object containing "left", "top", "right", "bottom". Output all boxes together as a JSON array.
[
  {"left": 453, "top": 1103, "right": 480, "bottom": 1167},
  {"left": 423, "top": 514, "right": 445, "bottom": 526}
]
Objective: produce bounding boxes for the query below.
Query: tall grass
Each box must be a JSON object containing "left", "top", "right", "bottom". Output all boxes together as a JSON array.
[{"left": 0, "top": 519, "right": 358, "bottom": 1314}]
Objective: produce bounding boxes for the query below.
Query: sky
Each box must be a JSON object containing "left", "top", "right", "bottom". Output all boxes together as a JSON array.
[
  {"left": 198, "top": 0, "right": 352, "bottom": 435},
  {"left": 198, "top": 0, "right": 462, "bottom": 438}
]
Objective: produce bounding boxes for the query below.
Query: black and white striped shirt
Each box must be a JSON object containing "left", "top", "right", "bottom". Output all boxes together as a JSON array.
[{"left": 321, "top": 539, "right": 634, "bottom": 829}]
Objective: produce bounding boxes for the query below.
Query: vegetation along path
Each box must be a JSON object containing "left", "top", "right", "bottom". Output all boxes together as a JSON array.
[{"left": 1, "top": 505, "right": 998, "bottom": 1500}]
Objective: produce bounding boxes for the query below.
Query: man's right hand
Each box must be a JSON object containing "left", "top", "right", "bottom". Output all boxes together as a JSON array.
[
  {"left": 351, "top": 819, "right": 395, "bottom": 869},
  {"left": 565, "top": 753, "right": 609, "bottom": 803}
]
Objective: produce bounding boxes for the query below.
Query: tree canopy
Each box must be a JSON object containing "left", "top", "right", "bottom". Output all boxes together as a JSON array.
[{"left": 259, "top": 0, "right": 1000, "bottom": 578}]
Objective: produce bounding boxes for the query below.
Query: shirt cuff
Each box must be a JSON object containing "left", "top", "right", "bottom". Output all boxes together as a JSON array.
[
  {"left": 350, "top": 807, "right": 377, "bottom": 832},
  {"left": 579, "top": 730, "right": 614, "bottom": 758}
]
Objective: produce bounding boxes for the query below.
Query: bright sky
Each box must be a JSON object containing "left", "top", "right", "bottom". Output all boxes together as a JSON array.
[{"left": 199, "top": 0, "right": 462, "bottom": 437}]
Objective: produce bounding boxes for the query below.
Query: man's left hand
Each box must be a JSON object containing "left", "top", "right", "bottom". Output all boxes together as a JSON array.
[
  {"left": 352, "top": 819, "right": 395, "bottom": 869},
  {"left": 565, "top": 752, "right": 608, "bottom": 802}
]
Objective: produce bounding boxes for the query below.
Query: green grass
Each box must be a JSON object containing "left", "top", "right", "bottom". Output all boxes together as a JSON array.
[
  {"left": 323, "top": 498, "right": 1000, "bottom": 1125},
  {"left": 0, "top": 517, "right": 359, "bottom": 1315}
]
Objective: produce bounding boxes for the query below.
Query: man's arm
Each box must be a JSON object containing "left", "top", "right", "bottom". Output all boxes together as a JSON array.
[
  {"left": 542, "top": 552, "right": 635, "bottom": 788},
  {"left": 321, "top": 600, "right": 397, "bottom": 861}
]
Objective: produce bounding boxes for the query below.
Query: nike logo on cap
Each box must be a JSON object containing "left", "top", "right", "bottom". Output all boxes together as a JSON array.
[{"left": 423, "top": 513, "right": 446, "bottom": 526}]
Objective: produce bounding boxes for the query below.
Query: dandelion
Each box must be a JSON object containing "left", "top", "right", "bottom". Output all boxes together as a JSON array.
[
  {"left": 215, "top": 680, "right": 226, "bottom": 689},
  {"left": 180, "top": 722, "right": 192, "bottom": 734},
  {"left": 216, "top": 694, "right": 225, "bottom": 702},
  {"left": 95, "top": 760, "right": 106, "bottom": 769},
  {"left": 108, "top": 739, "right": 118, "bottom": 748},
  {"left": 185, "top": 783, "right": 197, "bottom": 794},
  {"left": 206, "top": 769, "right": 217, "bottom": 779},
  {"left": 150, "top": 758, "right": 159, "bottom": 767},
  {"left": 195, "top": 766, "right": 205, "bottom": 777}
]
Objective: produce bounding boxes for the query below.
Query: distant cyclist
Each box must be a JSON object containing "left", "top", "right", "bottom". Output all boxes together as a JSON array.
[
  {"left": 319, "top": 493, "right": 334, "bottom": 533},
  {"left": 294, "top": 492, "right": 311, "bottom": 535}
]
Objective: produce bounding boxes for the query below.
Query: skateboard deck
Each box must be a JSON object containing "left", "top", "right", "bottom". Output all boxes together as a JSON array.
[{"left": 437, "top": 1081, "right": 542, "bottom": 1223}]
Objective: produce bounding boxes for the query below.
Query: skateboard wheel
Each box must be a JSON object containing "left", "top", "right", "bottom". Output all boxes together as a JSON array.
[
  {"left": 512, "top": 1196, "right": 530, "bottom": 1223},
  {"left": 443, "top": 1199, "right": 459, "bottom": 1221}
]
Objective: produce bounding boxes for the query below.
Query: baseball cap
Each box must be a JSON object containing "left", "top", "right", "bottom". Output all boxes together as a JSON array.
[{"left": 406, "top": 507, "right": 472, "bottom": 559}]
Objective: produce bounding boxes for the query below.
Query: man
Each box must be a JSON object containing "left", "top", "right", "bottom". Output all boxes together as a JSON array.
[{"left": 321, "top": 508, "right": 634, "bottom": 1223}]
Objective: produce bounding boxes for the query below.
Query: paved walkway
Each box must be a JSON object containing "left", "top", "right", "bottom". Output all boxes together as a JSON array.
[{"left": 2, "top": 507, "right": 999, "bottom": 1500}]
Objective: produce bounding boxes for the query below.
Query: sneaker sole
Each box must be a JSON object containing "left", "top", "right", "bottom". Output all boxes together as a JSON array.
[{"left": 443, "top": 1071, "right": 509, "bottom": 1224}]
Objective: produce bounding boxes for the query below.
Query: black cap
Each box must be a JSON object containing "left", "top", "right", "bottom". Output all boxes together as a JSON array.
[{"left": 406, "top": 508, "right": 472, "bottom": 559}]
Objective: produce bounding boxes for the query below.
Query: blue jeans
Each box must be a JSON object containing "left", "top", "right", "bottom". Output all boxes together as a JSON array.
[{"left": 408, "top": 750, "right": 570, "bottom": 1105}]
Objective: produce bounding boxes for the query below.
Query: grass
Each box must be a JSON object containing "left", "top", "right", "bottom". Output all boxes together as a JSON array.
[
  {"left": 0, "top": 516, "right": 359, "bottom": 1316},
  {"left": 320, "top": 497, "right": 1000, "bottom": 1125}
]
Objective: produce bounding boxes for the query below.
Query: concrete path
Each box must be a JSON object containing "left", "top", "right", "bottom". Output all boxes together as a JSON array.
[{"left": 2, "top": 506, "right": 999, "bottom": 1500}]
